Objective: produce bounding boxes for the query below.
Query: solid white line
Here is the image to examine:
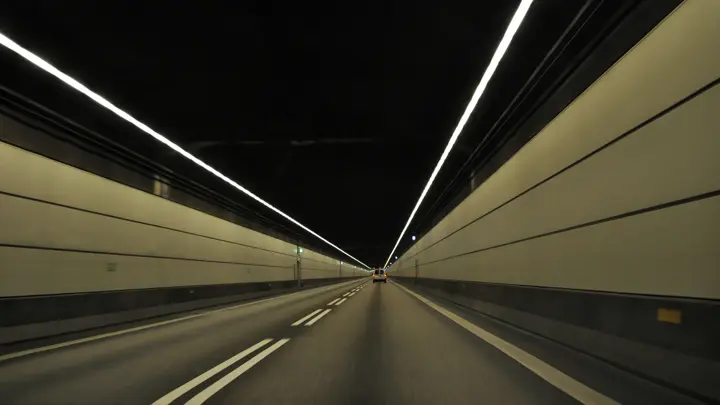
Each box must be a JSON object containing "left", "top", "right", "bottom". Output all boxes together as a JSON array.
[
  {"left": 348, "top": 292, "right": 356, "bottom": 297},
  {"left": 394, "top": 283, "right": 620, "bottom": 405},
  {"left": 0, "top": 280, "right": 360, "bottom": 363},
  {"left": 327, "top": 298, "right": 341, "bottom": 306},
  {"left": 291, "top": 309, "right": 323, "bottom": 326},
  {"left": 305, "top": 309, "right": 332, "bottom": 326},
  {"left": 185, "top": 338, "right": 291, "bottom": 405},
  {"left": 0, "top": 315, "right": 200, "bottom": 363},
  {"left": 151, "top": 339, "right": 272, "bottom": 405},
  {"left": 334, "top": 298, "right": 347, "bottom": 306}
]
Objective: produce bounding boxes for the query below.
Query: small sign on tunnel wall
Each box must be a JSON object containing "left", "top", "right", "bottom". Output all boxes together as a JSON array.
[
  {"left": 657, "top": 308, "right": 682, "bottom": 324},
  {"left": 153, "top": 174, "right": 170, "bottom": 198}
]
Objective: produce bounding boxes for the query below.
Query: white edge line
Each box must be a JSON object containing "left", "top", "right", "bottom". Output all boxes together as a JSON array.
[
  {"left": 304, "top": 309, "right": 332, "bottom": 326},
  {"left": 393, "top": 283, "right": 620, "bottom": 405},
  {"left": 327, "top": 298, "right": 341, "bottom": 306},
  {"left": 334, "top": 298, "right": 348, "bottom": 306},
  {"left": 0, "top": 296, "right": 268, "bottom": 362},
  {"left": 185, "top": 338, "right": 291, "bottom": 405},
  {"left": 0, "top": 279, "right": 357, "bottom": 362},
  {"left": 0, "top": 313, "right": 201, "bottom": 364},
  {"left": 291, "top": 309, "right": 323, "bottom": 326},
  {"left": 151, "top": 339, "right": 273, "bottom": 405}
]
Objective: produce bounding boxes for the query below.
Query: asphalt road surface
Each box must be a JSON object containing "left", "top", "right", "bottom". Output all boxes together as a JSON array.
[{"left": 0, "top": 279, "right": 703, "bottom": 405}]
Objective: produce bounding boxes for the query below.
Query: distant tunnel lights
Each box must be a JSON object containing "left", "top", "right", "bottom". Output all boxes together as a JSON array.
[
  {"left": 382, "top": 0, "right": 534, "bottom": 268},
  {"left": 0, "top": 31, "right": 370, "bottom": 270}
]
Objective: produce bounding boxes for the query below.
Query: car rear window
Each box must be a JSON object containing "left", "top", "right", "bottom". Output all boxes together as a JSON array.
[{"left": 374, "top": 270, "right": 384, "bottom": 275}]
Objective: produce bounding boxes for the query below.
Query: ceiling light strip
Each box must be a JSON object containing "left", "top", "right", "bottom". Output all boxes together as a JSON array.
[
  {"left": 0, "top": 32, "right": 370, "bottom": 269},
  {"left": 383, "top": 0, "right": 535, "bottom": 268}
]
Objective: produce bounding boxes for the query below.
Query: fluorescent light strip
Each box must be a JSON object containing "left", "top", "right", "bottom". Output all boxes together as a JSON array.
[
  {"left": 382, "top": 0, "right": 534, "bottom": 268},
  {"left": 0, "top": 31, "right": 370, "bottom": 269}
]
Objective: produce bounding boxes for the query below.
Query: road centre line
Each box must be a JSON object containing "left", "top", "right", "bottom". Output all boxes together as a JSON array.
[
  {"left": 291, "top": 309, "right": 323, "bottom": 326},
  {"left": 305, "top": 309, "right": 332, "bottom": 326},
  {"left": 348, "top": 292, "right": 356, "bottom": 297},
  {"left": 334, "top": 298, "right": 347, "bottom": 306},
  {"left": 0, "top": 280, "right": 360, "bottom": 363},
  {"left": 185, "top": 338, "right": 291, "bottom": 405},
  {"left": 327, "top": 298, "right": 341, "bottom": 306},
  {"left": 151, "top": 339, "right": 273, "bottom": 405}
]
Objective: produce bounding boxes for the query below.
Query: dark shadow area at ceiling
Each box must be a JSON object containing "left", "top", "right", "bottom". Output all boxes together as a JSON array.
[
  {"left": 0, "top": 1, "right": 650, "bottom": 265},
  {"left": 396, "top": 0, "right": 682, "bottom": 260}
]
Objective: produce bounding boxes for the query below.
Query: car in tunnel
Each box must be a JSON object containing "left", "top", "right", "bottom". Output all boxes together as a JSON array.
[{"left": 372, "top": 269, "right": 387, "bottom": 283}]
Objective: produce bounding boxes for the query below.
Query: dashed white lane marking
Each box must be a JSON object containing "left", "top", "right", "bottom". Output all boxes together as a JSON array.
[
  {"left": 305, "top": 309, "right": 332, "bottom": 326},
  {"left": 291, "top": 309, "right": 322, "bottom": 326},
  {"left": 327, "top": 298, "right": 341, "bottom": 306},
  {"left": 348, "top": 292, "right": 356, "bottom": 297},
  {"left": 152, "top": 339, "right": 273, "bottom": 405},
  {"left": 185, "top": 338, "right": 291, "bottom": 405},
  {"left": 394, "top": 283, "right": 620, "bottom": 405},
  {"left": 334, "top": 298, "right": 348, "bottom": 306},
  {"left": 343, "top": 292, "right": 351, "bottom": 297},
  {"left": 0, "top": 280, "right": 360, "bottom": 363}
]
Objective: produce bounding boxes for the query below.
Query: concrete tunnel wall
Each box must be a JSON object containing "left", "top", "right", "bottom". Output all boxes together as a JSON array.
[
  {"left": 0, "top": 117, "right": 364, "bottom": 343},
  {"left": 390, "top": 0, "right": 720, "bottom": 298},
  {"left": 0, "top": 140, "right": 361, "bottom": 297},
  {"left": 388, "top": 1, "right": 720, "bottom": 401}
]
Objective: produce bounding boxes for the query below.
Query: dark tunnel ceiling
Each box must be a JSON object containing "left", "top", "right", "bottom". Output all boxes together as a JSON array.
[{"left": 0, "top": 1, "right": 618, "bottom": 266}]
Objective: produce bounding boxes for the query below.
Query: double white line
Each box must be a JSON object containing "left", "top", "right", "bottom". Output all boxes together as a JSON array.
[
  {"left": 296, "top": 283, "right": 368, "bottom": 324},
  {"left": 291, "top": 309, "right": 332, "bottom": 326},
  {"left": 153, "top": 338, "right": 290, "bottom": 405}
]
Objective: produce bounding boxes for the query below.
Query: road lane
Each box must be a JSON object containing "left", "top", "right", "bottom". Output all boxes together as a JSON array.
[
  {"left": 0, "top": 279, "right": 364, "bottom": 405},
  {"left": 206, "top": 281, "right": 578, "bottom": 405},
  {"left": 0, "top": 278, "right": 702, "bottom": 405}
]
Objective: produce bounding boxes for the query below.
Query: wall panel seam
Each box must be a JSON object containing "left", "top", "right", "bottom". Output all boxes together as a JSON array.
[
  {"left": 402, "top": 77, "right": 720, "bottom": 263},
  {"left": 0, "top": 190, "right": 296, "bottom": 258},
  {"left": 0, "top": 243, "right": 295, "bottom": 268},
  {"left": 420, "top": 188, "right": 720, "bottom": 266}
]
